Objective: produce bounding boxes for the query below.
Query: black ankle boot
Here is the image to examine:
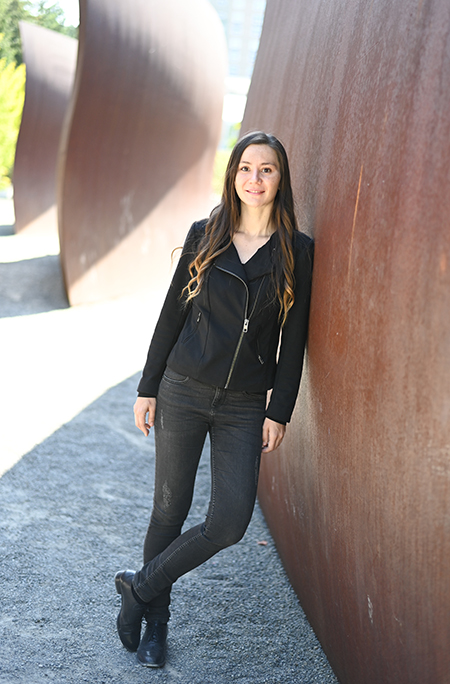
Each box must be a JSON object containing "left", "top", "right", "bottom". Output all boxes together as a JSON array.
[
  {"left": 114, "top": 570, "right": 147, "bottom": 652},
  {"left": 137, "top": 618, "right": 168, "bottom": 668}
]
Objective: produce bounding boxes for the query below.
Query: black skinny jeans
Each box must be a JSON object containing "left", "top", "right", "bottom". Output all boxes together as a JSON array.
[{"left": 132, "top": 367, "right": 266, "bottom": 621}]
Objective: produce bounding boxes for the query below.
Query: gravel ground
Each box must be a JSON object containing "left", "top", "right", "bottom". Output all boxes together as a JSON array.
[{"left": 0, "top": 201, "right": 339, "bottom": 683}]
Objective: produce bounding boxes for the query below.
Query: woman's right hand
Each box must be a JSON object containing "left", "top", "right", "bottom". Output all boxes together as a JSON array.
[{"left": 134, "top": 396, "right": 156, "bottom": 436}]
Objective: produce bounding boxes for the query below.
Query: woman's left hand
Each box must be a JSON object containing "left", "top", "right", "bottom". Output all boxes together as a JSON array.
[{"left": 262, "top": 418, "right": 286, "bottom": 453}]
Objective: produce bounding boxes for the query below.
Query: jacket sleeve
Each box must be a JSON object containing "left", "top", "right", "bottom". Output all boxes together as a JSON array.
[
  {"left": 265, "top": 234, "right": 314, "bottom": 424},
  {"left": 137, "top": 220, "right": 205, "bottom": 397}
]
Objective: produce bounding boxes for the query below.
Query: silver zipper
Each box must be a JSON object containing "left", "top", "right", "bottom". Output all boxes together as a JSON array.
[
  {"left": 224, "top": 318, "right": 249, "bottom": 388},
  {"left": 217, "top": 265, "right": 265, "bottom": 389}
]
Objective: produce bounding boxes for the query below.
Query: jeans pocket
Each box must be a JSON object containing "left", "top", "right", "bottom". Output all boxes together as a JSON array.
[
  {"left": 242, "top": 391, "right": 267, "bottom": 411},
  {"left": 163, "top": 367, "right": 190, "bottom": 384}
]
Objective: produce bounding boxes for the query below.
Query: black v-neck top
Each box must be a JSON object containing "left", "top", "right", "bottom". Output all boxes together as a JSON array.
[{"left": 239, "top": 234, "right": 276, "bottom": 314}]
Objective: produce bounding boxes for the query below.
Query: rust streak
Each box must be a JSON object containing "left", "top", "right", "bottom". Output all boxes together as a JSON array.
[
  {"left": 347, "top": 164, "right": 364, "bottom": 282},
  {"left": 416, "top": 0, "right": 425, "bottom": 21}
]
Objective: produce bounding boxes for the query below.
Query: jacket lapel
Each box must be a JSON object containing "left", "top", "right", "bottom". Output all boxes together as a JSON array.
[
  {"left": 214, "top": 244, "right": 248, "bottom": 282},
  {"left": 243, "top": 239, "right": 274, "bottom": 280},
  {"left": 214, "top": 236, "right": 276, "bottom": 281}
]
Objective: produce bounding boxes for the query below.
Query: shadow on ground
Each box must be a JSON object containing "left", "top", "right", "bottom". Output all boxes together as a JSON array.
[{"left": 0, "top": 373, "right": 339, "bottom": 684}]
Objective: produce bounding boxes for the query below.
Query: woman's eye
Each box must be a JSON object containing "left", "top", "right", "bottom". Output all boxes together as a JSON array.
[
  {"left": 262, "top": 167, "right": 272, "bottom": 173},
  {"left": 240, "top": 165, "right": 250, "bottom": 172}
]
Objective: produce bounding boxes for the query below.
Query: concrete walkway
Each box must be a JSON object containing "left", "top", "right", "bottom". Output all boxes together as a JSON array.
[{"left": 0, "top": 199, "right": 339, "bottom": 683}]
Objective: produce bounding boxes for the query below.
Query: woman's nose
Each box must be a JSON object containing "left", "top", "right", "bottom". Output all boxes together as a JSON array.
[{"left": 251, "top": 168, "right": 261, "bottom": 182}]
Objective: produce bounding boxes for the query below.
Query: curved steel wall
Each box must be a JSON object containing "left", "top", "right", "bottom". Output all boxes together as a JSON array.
[
  {"left": 58, "top": 0, "right": 226, "bottom": 305},
  {"left": 243, "top": 1, "right": 450, "bottom": 682},
  {"left": 13, "top": 22, "right": 77, "bottom": 234}
]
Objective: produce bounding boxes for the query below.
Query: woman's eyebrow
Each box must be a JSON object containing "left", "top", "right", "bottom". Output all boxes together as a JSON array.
[{"left": 239, "top": 160, "right": 277, "bottom": 166}]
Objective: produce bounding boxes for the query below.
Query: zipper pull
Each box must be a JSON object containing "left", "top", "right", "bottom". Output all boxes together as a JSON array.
[
  {"left": 196, "top": 312, "right": 202, "bottom": 323},
  {"left": 243, "top": 318, "right": 249, "bottom": 333}
]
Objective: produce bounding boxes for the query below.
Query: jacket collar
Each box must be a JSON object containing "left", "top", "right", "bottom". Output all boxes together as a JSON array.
[{"left": 214, "top": 236, "right": 275, "bottom": 281}]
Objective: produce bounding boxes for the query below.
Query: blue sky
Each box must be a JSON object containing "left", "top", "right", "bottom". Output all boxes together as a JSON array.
[
  {"left": 30, "top": 0, "right": 80, "bottom": 27},
  {"left": 56, "top": 0, "right": 79, "bottom": 26}
]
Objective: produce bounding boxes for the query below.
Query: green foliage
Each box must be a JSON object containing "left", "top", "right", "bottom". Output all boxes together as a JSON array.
[
  {"left": 27, "top": 1, "right": 78, "bottom": 39},
  {"left": 227, "top": 123, "right": 241, "bottom": 150},
  {"left": 0, "top": 0, "right": 78, "bottom": 65},
  {"left": 212, "top": 149, "right": 231, "bottom": 197},
  {"left": 212, "top": 126, "right": 244, "bottom": 196},
  {"left": 0, "top": 0, "right": 28, "bottom": 65},
  {"left": 0, "top": 53, "right": 25, "bottom": 186}
]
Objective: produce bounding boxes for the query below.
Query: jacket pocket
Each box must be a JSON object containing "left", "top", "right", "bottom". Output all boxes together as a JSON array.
[
  {"left": 163, "top": 367, "right": 190, "bottom": 384},
  {"left": 180, "top": 310, "right": 202, "bottom": 345},
  {"left": 256, "top": 337, "right": 265, "bottom": 365}
]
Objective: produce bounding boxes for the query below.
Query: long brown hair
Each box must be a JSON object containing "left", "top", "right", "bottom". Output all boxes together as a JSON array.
[{"left": 184, "top": 131, "right": 298, "bottom": 325}]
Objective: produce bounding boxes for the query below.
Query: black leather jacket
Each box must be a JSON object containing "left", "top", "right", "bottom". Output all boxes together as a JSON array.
[{"left": 138, "top": 219, "right": 314, "bottom": 424}]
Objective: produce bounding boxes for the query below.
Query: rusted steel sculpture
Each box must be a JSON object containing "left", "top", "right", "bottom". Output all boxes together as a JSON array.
[
  {"left": 13, "top": 22, "right": 77, "bottom": 234},
  {"left": 243, "top": 0, "right": 450, "bottom": 682},
  {"left": 58, "top": 0, "right": 226, "bottom": 305}
]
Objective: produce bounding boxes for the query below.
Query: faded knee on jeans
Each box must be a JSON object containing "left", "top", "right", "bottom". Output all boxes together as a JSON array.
[{"left": 150, "top": 494, "right": 192, "bottom": 530}]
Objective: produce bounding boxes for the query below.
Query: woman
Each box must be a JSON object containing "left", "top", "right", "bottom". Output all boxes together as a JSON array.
[{"left": 115, "top": 131, "right": 314, "bottom": 668}]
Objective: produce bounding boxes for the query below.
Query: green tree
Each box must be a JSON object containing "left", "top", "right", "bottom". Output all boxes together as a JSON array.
[
  {"left": 27, "top": 1, "right": 77, "bottom": 39},
  {"left": 0, "top": 51, "right": 25, "bottom": 187},
  {"left": 0, "top": 0, "right": 29, "bottom": 65},
  {"left": 0, "top": 0, "right": 78, "bottom": 65}
]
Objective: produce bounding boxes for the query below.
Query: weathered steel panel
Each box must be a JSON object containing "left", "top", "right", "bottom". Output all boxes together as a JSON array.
[
  {"left": 243, "top": 1, "right": 450, "bottom": 682},
  {"left": 58, "top": 0, "right": 226, "bottom": 305},
  {"left": 13, "top": 22, "right": 77, "bottom": 234}
]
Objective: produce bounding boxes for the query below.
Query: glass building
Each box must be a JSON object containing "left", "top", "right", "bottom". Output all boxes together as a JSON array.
[{"left": 210, "top": 0, "right": 267, "bottom": 79}]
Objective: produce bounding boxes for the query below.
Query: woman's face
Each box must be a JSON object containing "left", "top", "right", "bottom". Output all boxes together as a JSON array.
[{"left": 234, "top": 144, "right": 281, "bottom": 211}]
